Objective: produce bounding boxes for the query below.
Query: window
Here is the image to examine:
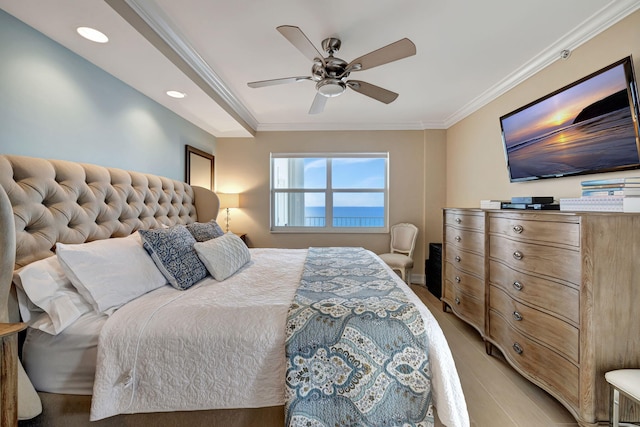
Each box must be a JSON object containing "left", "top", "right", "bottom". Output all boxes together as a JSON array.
[{"left": 271, "top": 153, "right": 388, "bottom": 233}]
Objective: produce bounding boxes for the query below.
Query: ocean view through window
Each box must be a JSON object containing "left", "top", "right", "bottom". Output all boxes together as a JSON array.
[{"left": 271, "top": 153, "right": 388, "bottom": 233}]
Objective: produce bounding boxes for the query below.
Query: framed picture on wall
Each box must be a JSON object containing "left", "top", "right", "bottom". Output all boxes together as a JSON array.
[{"left": 185, "top": 145, "right": 214, "bottom": 190}]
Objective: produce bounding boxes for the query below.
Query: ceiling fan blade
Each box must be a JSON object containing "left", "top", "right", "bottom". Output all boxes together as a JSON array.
[
  {"left": 277, "top": 25, "right": 324, "bottom": 63},
  {"left": 347, "top": 80, "right": 398, "bottom": 104},
  {"left": 309, "top": 92, "right": 328, "bottom": 114},
  {"left": 247, "top": 76, "right": 311, "bottom": 88},
  {"left": 347, "top": 38, "right": 416, "bottom": 71}
]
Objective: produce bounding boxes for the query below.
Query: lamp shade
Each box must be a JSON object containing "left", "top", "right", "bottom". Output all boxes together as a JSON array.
[{"left": 218, "top": 193, "right": 239, "bottom": 209}]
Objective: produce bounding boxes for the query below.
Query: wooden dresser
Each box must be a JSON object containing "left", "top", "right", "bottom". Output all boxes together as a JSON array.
[
  {"left": 442, "top": 209, "right": 486, "bottom": 336},
  {"left": 442, "top": 208, "right": 640, "bottom": 427}
]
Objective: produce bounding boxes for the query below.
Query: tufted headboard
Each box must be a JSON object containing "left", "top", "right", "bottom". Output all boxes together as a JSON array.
[{"left": 0, "top": 154, "right": 219, "bottom": 322}]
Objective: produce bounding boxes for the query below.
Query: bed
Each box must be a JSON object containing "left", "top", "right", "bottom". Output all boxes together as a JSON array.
[{"left": 0, "top": 154, "right": 469, "bottom": 426}]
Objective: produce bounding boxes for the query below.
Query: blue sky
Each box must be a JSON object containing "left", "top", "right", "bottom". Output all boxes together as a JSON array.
[
  {"left": 304, "top": 157, "right": 385, "bottom": 207},
  {"left": 501, "top": 63, "right": 629, "bottom": 147}
]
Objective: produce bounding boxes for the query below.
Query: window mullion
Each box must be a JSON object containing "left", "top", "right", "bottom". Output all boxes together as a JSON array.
[{"left": 326, "top": 158, "right": 333, "bottom": 229}]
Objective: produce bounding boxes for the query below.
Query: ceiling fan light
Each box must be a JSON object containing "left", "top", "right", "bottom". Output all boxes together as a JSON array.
[{"left": 316, "top": 79, "right": 345, "bottom": 97}]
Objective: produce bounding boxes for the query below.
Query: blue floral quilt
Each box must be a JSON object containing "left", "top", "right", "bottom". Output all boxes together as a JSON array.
[{"left": 285, "top": 247, "right": 434, "bottom": 427}]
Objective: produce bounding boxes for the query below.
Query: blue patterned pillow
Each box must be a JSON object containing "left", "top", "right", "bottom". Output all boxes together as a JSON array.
[
  {"left": 138, "top": 226, "right": 208, "bottom": 290},
  {"left": 186, "top": 220, "right": 225, "bottom": 242}
]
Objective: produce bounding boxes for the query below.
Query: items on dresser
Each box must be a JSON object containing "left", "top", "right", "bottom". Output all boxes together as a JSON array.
[
  {"left": 503, "top": 196, "right": 559, "bottom": 210},
  {"left": 560, "top": 195, "right": 640, "bottom": 212},
  {"left": 479, "top": 200, "right": 506, "bottom": 209},
  {"left": 442, "top": 208, "right": 640, "bottom": 427}
]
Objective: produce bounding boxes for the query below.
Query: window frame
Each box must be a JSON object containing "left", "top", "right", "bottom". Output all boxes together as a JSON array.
[{"left": 270, "top": 152, "right": 389, "bottom": 233}]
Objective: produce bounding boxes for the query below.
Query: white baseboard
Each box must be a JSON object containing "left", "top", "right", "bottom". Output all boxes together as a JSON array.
[{"left": 410, "top": 273, "right": 425, "bottom": 285}]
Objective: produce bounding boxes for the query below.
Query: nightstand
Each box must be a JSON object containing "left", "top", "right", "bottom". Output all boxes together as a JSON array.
[
  {"left": 0, "top": 322, "right": 27, "bottom": 426},
  {"left": 235, "top": 232, "right": 247, "bottom": 245}
]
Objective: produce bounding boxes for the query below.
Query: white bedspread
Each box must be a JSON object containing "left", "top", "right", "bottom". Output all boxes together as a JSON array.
[{"left": 90, "top": 248, "right": 469, "bottom": 426}]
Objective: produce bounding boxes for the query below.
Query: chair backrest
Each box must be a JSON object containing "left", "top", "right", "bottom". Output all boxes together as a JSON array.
[{"left": 389, "top": 223, "right": 418, "bottom": 258}]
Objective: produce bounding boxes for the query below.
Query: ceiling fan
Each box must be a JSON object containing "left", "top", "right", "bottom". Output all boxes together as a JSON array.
[{"left": 247, "top": 26, "right": 416, "bottom": 114}]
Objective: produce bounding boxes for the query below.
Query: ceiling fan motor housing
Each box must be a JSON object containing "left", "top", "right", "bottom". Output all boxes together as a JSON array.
[{"left": 314, "top": 38, "right": 350, "bottom": 97}]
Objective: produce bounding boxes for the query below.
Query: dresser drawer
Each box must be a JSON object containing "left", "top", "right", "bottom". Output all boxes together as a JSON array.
[
  {"left": 489, "top": 310, "right": 579, "bottom": 408},
  {"left": 489, "top": 285, "right": 579, "bottom": 363},
  {"left": 445, "top": 245, "right": 484, "bottom": 276},
  {"left": 445, "top": 226, "right": 484, "bottom": 254},
  {"left": 489, "top": 260, "right": 579, "bottom": 325},
  {"left": 489, "top": 215, "right": 580, "bottom": 247},
  {"left": 490, "top": 235, "right": 580, "bottom": 285},
  {"left": 446, "top": 281, "right": 484, "bottom": 332},
  {"left": 445, "top": 211, "right": 485, "bottom": 231},
  {"left": 445, "top": 261, "right": 484, "bottom": 301}
]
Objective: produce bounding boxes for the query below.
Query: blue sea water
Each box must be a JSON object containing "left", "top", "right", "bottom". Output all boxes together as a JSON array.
[
  {"left": 305, "top": 206, "right": 384, "bottom": 227},
  {"left": 507, "top": 109, "right": 638, "bottom": 180}
]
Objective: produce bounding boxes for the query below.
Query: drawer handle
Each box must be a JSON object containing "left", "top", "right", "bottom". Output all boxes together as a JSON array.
[
  {"left": 512, "top": 311, "right": 523, "bottom": 321},
  {"left": 513, "top": 342, "right": 523, "bottom": 354},
  {"left": 454, "top": 297, "right": 460, "bottom": 305},
  {"left": 455, "top": 217, "right": 462, "bottom": 224},
  {"left": 512, "top": 281, "right": 523, "bottom": 291},
  {"left": 455, "top": 256, "right": 461, "bottom": 263},
  {"left": 512, "top": 250, "right": 523, "bottom": 260},
  {"left": 455, "top": 276, "right": 461, "bottom": 283},
  {"left": 455, "top": 236, "right": 461, "bottom": 242},
  {"left": 512, "top": 224, "right": 524, "bottom": 234}
]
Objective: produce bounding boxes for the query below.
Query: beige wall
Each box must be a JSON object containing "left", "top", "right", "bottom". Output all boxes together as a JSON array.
[
  {"left": 446, "top": 10, "right": 640, "bottom": 207},
  {"left": 216, "top": 130, "right": 447, "bottom": 279},
  {"left": 214, "top": 10, "right": 640, "bottom": 278}
]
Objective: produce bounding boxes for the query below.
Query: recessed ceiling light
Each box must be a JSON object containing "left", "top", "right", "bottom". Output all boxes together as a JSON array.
[
  {"left": 166, "top": 90, "right": 187, "bottom": 99},
  {"left": 76, "top": 27, "right": 109, "bottom": 43}
]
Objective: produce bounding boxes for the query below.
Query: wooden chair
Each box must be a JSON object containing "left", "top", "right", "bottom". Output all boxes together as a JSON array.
[{"left": 605, "top": 369, "right": 640, "bottom": 427}]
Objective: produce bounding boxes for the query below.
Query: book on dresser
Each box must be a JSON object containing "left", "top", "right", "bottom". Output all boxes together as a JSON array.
[
  {"left": 581, "top": 187, "right": 640, "bottom": 196},
  {"left": 581, "top": 177, "right": 640, "bottom": 186}
]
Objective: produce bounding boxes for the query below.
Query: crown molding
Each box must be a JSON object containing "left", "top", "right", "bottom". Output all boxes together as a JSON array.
[
  {"left": 256, "top": 121, "right": 430, "bottom": 132},
  {"left": 116, "top": 0, "right": 639, "bottom": 134},
  {"left": 121, "top": 0, "right": 258, "bottom": 134},
  {"left": 443, "top": 0, "right": 640, "bottom": 129}
]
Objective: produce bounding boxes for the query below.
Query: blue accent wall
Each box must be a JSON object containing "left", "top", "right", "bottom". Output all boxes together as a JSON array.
[{"left": 0, "top": 9, "right": 215, "bottom": 180}]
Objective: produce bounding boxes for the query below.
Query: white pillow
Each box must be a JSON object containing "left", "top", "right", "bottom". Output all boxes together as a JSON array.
[
  {"left": 56, "top": 232, "right": 167, "bottom": 314},
  {"left": 194, "top": 233, "right": 251, "bottom": 281},
  {"left": 13, "top": 256, "right": 93, "bottom": 335}
]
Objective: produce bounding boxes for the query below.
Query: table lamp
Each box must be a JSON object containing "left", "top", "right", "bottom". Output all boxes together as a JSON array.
[{"left": 218, "top": 193, "right": 239, "bottom": 232}]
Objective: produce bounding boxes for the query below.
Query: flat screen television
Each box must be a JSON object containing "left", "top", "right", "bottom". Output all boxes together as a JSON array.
[{"left": 499, "top": 56, "right": 640, "bottom": 182}]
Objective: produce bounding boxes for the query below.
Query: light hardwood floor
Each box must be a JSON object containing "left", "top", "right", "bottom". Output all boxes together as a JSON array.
[
  {"left": 23, "top": 284, "right": 580, "bottom": 427},
  {"left": 412, "top": 285, "right": 580, "bottom": 427}
]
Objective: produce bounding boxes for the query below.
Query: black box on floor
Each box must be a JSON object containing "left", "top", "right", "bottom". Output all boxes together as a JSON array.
[{"left": 426, "top": 243, "right": 442, "bottom": 299}]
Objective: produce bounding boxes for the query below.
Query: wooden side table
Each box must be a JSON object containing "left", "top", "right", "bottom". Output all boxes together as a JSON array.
[
  {"left": 231, "top": 232, "right": 247, "bottom": 246},
  {"left": 0, "top": 323, "right": 27, "bottom": 427}
]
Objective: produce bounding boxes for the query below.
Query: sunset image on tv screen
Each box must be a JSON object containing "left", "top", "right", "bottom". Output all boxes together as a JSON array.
[{"left": 501, "top": 62, "right": 639, "bottom": 181}]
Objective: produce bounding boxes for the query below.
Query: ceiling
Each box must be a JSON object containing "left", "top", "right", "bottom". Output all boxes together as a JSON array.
[{"left": 2, "top": 0, "right": 639, "bottom": 138}]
